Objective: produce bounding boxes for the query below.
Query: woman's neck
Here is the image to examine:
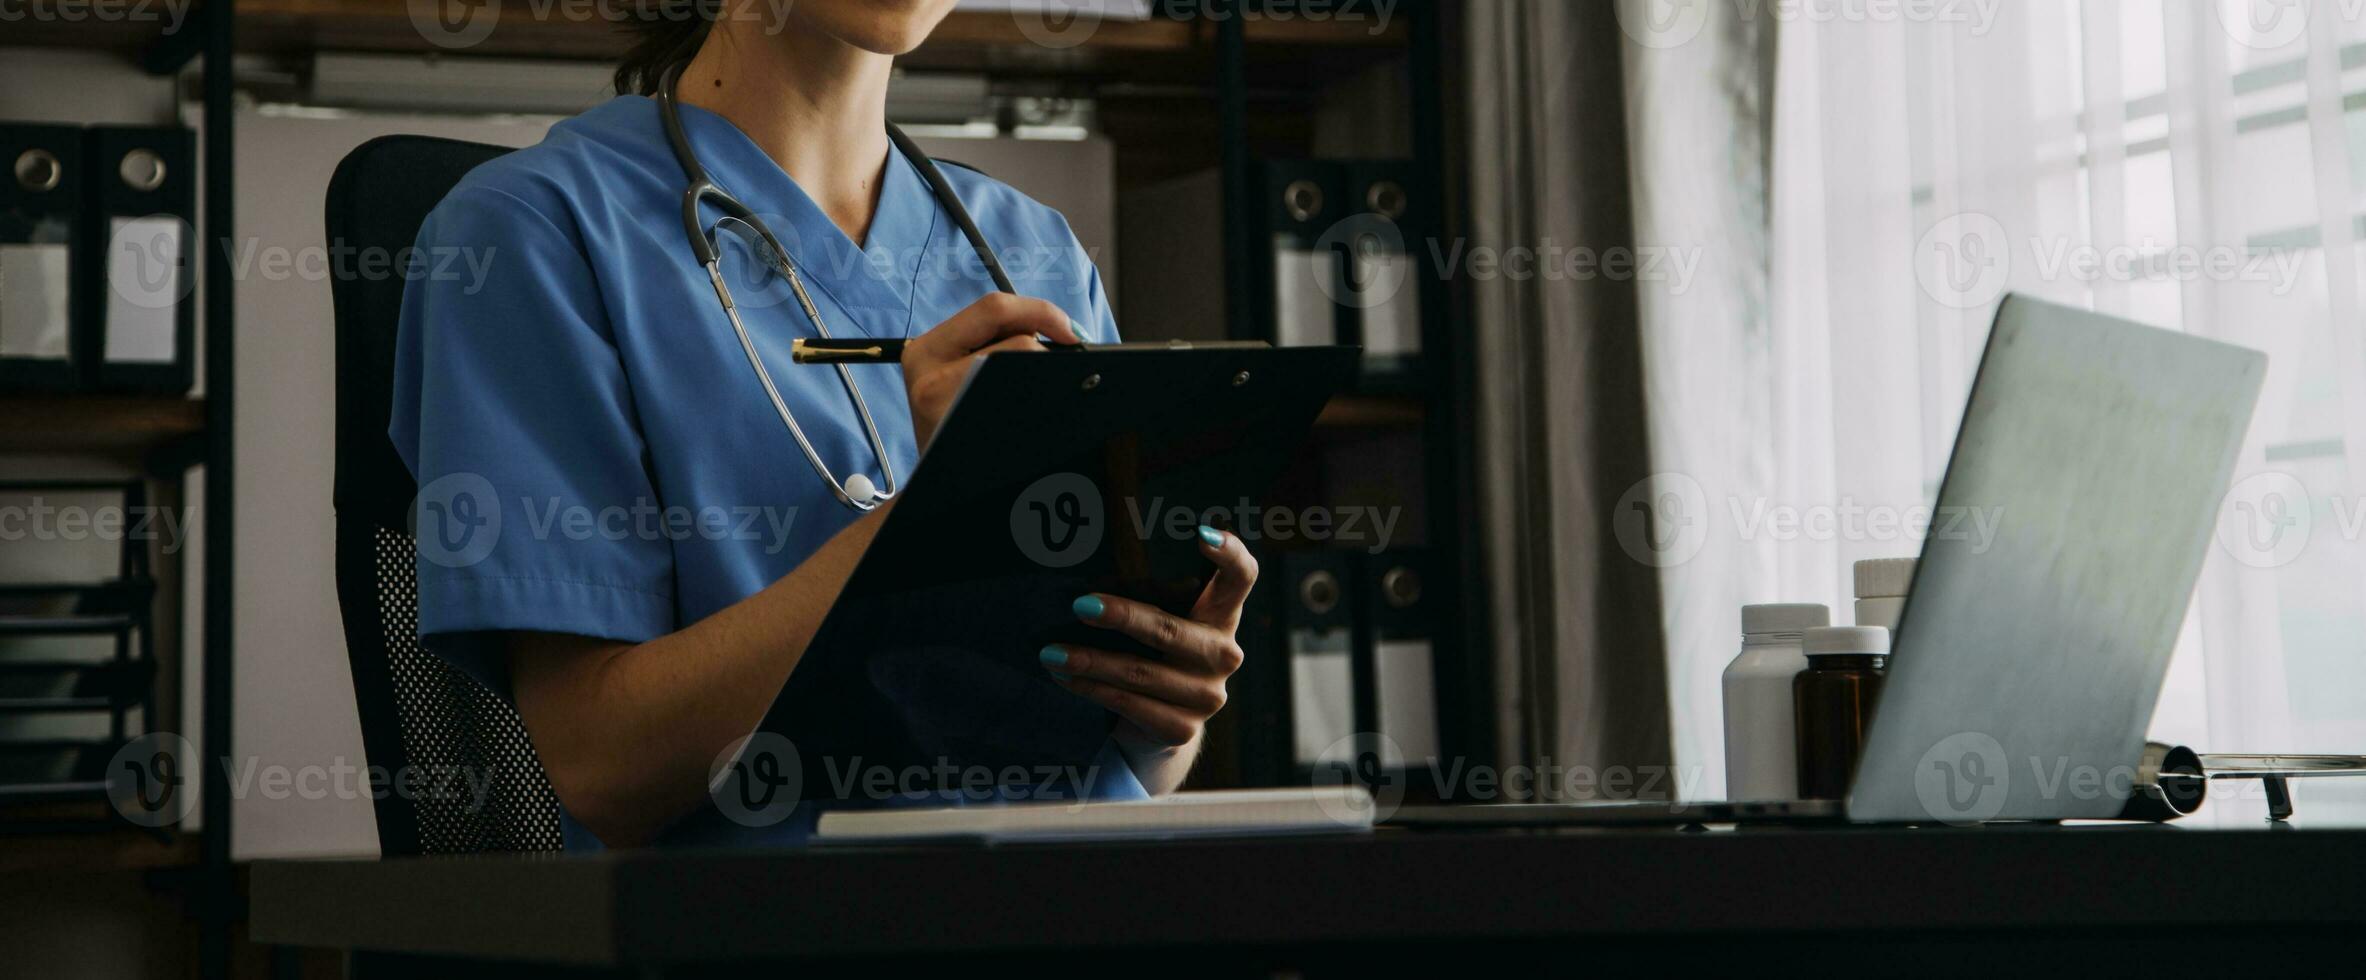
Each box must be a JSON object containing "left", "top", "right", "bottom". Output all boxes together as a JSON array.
[{"left": 677, "top": 21, "right": 896, "bottom": 247}]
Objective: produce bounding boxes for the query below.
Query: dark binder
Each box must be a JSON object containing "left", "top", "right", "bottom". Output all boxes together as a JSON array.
[
  {"left": 1255, "top": 159, "right": 1347, "bottom": 348},
  {"left": 1339, "top": 160, "right": 1425, "bottom": 379},
  {"left": 1281, "top": 549, "right": 1358, "bottom": 767},
  {"left": 745, "top": 345, "right": 1360, "bottom": 808},
  {"left": 81, "top": 125, "right": 196, "bottom": 394},
  {"left": 1362, "top": 547, "right": 1438, "bottom": 767},
  {"left": 1, "top": 123, "right": 87, "bottom": 392}
]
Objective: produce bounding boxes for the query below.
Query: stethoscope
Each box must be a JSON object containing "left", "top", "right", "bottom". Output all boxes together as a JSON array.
[{"left": 658, "top": 65, "right": 1019, "bottom": 512}]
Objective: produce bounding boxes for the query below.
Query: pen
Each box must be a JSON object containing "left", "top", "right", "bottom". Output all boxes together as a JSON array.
[{"left": 790, "top": 338, "right": 1271, "bottom": 364}]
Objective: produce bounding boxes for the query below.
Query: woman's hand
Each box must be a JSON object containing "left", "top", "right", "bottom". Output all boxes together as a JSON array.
[
  {"left": 1041, "top": 526, "right": 1257, "bottom": 762},
  {"left": 900, "top": 293, "right": 1081, "bottom": 448}
]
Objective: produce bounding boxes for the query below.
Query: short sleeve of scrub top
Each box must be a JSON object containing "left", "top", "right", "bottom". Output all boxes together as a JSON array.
[{"left": 390, "top": 96, "right": 1141, "bottom": 849}]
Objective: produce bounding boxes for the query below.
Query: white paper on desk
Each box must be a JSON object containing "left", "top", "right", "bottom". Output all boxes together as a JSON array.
[{"left": 812, "top": 787, "right": 1376, "bottom": 845}]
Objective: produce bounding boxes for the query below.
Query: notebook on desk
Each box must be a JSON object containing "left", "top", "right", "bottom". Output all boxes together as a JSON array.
[{"left": 811, "top": 787, "right": 1376, "bottom": 845}]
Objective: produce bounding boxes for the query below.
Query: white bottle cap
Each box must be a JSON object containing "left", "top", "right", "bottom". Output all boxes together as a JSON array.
[
  {"left": 1741, "top": 603, "right": 1830, "bottom": 636},
  {"left": 1803, "top": 625, "right": 1890, "bottom": 657},
  {"left": 1853, "top": 558, "right": 1917, "bottom": 599}
]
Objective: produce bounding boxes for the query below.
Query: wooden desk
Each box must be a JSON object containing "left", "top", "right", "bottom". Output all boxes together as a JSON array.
[{"left": 252, "top": 824, "right": 2366, "bottom": 977}]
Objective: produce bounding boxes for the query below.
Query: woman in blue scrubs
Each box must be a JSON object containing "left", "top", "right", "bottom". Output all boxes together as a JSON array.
[{"left": 390, "top": 0, "right": 1255, "bottom": 848}]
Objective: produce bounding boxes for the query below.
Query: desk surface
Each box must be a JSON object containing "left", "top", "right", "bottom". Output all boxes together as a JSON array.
[{"left": 252, "top": 824, "right": 2366, "bottom": 969}]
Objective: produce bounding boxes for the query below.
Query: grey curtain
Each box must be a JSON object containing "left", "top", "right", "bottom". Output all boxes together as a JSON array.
[{"left": 1460, "top": 1, "right": 1673, "bottom": 796}]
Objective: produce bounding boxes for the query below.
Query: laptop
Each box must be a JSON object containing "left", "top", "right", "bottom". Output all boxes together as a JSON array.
[{"left": 1391, "top": 293, "right": 2267, "bottom": 827}]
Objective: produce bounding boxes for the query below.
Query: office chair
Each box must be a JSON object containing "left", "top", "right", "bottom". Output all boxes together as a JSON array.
[{"left": 326, "top": 136, "right": 563, "bottom": 855}]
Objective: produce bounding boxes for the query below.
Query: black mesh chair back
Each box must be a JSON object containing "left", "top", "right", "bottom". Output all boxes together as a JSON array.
[{"left": 326, "top": 136, "right": 563, "bottom": 855}]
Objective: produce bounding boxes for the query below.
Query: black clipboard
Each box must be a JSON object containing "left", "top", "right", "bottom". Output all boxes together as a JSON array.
[{"left": 753, "top": 345, "right": 1360, "bottom": 804}]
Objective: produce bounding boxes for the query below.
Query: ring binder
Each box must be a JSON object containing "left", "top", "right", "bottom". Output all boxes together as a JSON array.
[
  {"left": 1, "top": 122, "right": 88, "bottom": 392},
  {"left": 82, "top": 125, "right": 197, "bottom": 394}
]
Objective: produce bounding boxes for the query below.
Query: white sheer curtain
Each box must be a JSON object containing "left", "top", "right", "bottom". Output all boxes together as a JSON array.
[{"left": 1643, "top": 0, "right": 2366, "bottom": 820}]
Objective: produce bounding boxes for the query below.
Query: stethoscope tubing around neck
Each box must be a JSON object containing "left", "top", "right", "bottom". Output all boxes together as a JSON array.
[
  {"left": 657, "top": 64, "right": 1016, "bottom": 293},
  {"left": 658, "top": 63, "right": 1017, "bottom": 512}
]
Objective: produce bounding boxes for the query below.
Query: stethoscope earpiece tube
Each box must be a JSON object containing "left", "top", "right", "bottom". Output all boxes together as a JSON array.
[{"left": 887, "top": 124, "right": 1017, "bottom": 296}]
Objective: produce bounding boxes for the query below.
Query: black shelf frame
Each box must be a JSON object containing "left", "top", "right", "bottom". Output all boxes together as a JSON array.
[
  {"left": 0, "top": 4, "right": 241, "bottom": 976},
  {"left": 1200, "top": 0, "right": 1486, "bottom": 791}
]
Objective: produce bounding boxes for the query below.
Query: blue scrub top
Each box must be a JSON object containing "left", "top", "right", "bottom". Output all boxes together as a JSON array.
[{"left": 390, "top": 95, "right": 1144, "bottom": 849}]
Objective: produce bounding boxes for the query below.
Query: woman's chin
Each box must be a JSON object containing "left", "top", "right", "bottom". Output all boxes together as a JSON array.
[{"left": 811, "top": 0, "right": 960, "bottom": 56}]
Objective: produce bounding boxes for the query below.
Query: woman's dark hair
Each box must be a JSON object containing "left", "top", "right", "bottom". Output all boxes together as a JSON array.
[{"left": 613, "top": 0, "right": 722, "bottom": 96}]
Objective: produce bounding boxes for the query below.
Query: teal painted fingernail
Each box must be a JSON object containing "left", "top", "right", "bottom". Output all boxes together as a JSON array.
[
  {"left": 1198, "top": 525, "right": 1224, "bottom": 549},
  {"left": 1069, "top": 317, "right": 1087, "bottom": 341},
  {"left": 1071, "top": 595, "right": 1104, "bottom": 620},
  {"left": 1039, "top": 644, "right": 1069, "bottom": 668},
  {"left": 1049, "top": 672, "right": 1073, "bottom": 682}
]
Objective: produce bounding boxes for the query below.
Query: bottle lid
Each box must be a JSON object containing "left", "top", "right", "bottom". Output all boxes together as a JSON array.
[
  {"left": 1741, "top": 603, "right": 1830, "bottom": 636},
  {"left": 1853, "top": 558, "right": 1918, "bottom": 599},
  {"left": 1804, "top": 625, "right": 1890, "bottom": 657}
]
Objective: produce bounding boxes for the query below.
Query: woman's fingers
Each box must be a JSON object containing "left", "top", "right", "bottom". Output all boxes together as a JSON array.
[
  {"left": 1048, "top": 671, "right": 1205, "bottom": 747},
  {"left": 910, "top": 292, "right": 1079, "bottom": 362},
  {"left": 1040, "top": 645, "right": 1226, "bottom": 714},
  {"left": 1188, "top": 526, "right": 1259, "bottom": 632},
  {"left": 1071, "top": 593, "right": 1245, "bottom": 677}
]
